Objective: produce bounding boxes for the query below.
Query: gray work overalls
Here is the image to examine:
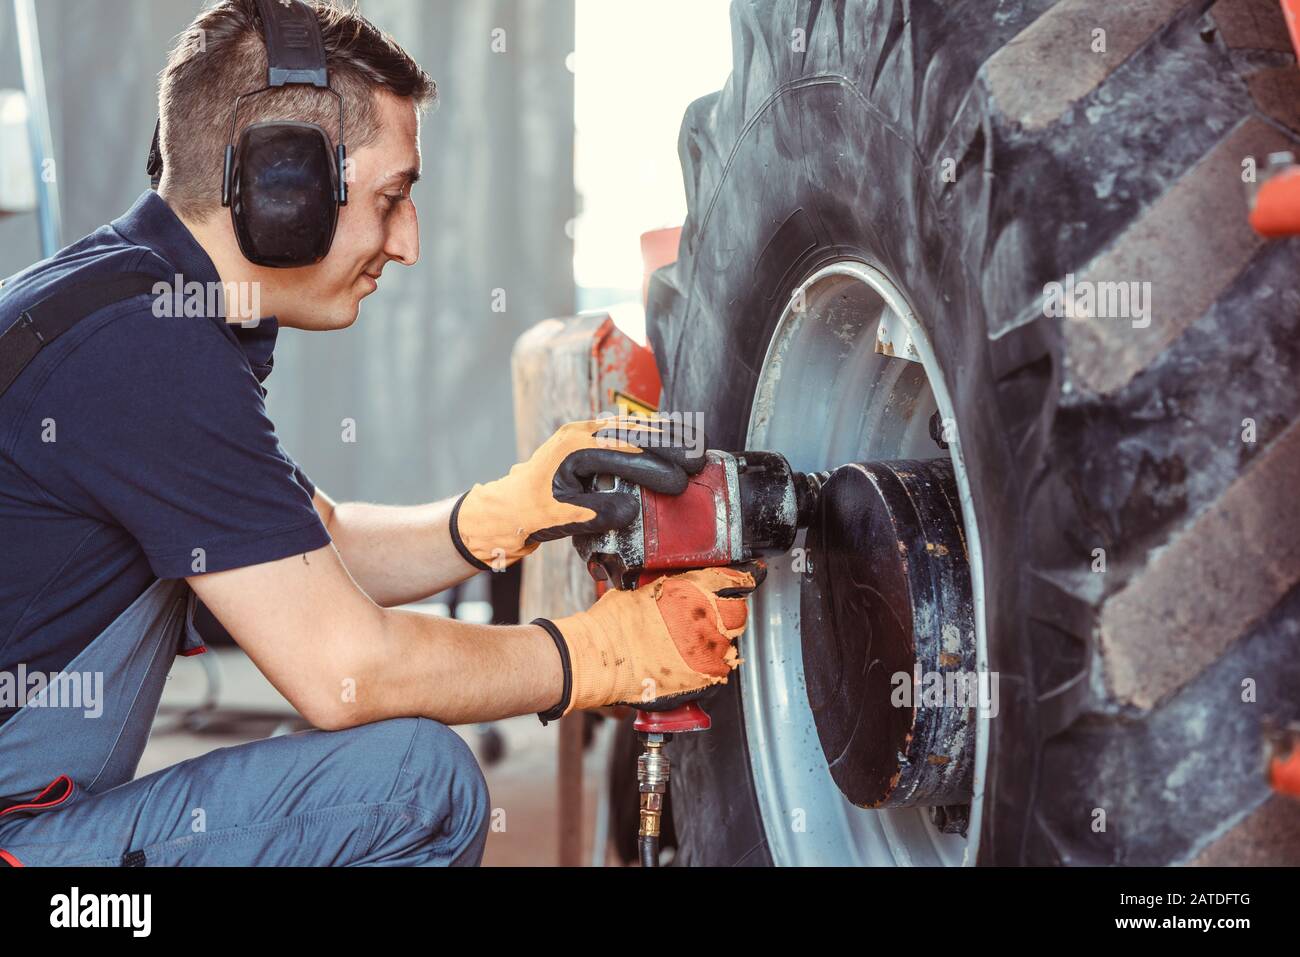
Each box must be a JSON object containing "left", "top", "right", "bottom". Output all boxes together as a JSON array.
[{"left": 0, "top": 274, "right": 489, "bottom": 866}]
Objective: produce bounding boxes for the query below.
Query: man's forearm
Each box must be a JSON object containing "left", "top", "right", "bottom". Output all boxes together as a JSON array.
[
  {"left": 326, "top": 611, "right": 563, "bottom": 727},
  {"left": 190, "top": 542, "right": 562, "bottom": 730},
  {"left": 315, "top": 491, "right": 482, "bottom": 606}
]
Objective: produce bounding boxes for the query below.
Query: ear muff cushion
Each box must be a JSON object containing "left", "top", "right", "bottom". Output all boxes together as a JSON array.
[{"left": 231, "top": 121, "right": 340, "bottom": 268}]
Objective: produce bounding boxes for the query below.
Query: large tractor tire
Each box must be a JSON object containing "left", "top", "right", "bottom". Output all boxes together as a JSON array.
[{"left": 645, "top": 0, "right": 1300, "bottom": 865}]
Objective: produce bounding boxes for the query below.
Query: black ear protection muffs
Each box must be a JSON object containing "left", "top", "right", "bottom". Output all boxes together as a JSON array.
[{"left": 145, "top": 0, "right": 348, "bottom": 268}]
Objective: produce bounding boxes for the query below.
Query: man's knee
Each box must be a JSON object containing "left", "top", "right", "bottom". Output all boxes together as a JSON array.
[
  {"left": 406, "top": 718, "right": 491, "bottom": 860},
  {"left": 354, "top": 717, "right": 490, "bottom": 865}
]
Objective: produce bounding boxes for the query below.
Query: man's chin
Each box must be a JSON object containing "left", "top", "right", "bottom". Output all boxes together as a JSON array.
[{"left": 279, "top": 302, "right": 361, "bottom": 331}]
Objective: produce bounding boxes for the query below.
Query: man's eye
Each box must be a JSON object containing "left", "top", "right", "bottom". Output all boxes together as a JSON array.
[{"left": 383, "top": 193, "right": 405, "bottom": 208}]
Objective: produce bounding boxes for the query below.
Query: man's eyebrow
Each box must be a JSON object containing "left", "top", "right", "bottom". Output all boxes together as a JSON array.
[{"left": 378, "top": 167, "right": 421, "bottom": 187}]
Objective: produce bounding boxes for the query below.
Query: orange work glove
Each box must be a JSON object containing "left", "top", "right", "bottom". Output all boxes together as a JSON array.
[
  {"left": 450, "top": 416, "right": 704, "bottom": 571},
  {"left": 531, "top": 564, "right": 763, "bottom": 724}
]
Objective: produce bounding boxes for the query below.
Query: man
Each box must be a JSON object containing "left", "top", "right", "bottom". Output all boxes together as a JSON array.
[{"left": 0, "top": 0, "right": 754, "bottom": 867}]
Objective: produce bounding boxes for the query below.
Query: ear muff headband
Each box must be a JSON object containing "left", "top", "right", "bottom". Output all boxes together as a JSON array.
[{"left": 146, "top": 0, "right": 349, "bottom": 268}]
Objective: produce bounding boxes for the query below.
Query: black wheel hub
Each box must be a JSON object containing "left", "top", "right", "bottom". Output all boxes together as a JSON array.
[{"left": 800, "top": 458, "right": 977, "bottom": 808}]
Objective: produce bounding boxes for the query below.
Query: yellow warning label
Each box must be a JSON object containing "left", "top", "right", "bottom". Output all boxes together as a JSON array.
[{"left": 612, "top": 391, "right": 657, "bottom": 419}]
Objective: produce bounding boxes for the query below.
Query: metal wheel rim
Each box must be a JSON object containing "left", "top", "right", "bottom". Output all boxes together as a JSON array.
[{"left": 742, "top": 260, "right": 990, "bottom": 866}]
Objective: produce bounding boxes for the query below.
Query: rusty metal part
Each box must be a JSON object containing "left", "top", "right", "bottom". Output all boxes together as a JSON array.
[
  {"left": 873, "top": 306, "right": 921, "bottom": 362},
  {"left": 801, "top": 458, "right": 978, "bottom": 809},
  {"left": 512, "top": 312, "right": 665, "bottom": 624}
]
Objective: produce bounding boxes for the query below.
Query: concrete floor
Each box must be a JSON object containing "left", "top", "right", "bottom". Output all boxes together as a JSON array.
[{"left": 143, "top": 647, "right": 617, "bottom": 866}]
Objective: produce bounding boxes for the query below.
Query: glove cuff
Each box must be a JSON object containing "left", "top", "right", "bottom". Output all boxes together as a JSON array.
[
  {"left": 449, "top": 489, "right": 493, "bottom": 572},
  {"left": 532, "top": 618, "right": 573, "bottom": 726}
]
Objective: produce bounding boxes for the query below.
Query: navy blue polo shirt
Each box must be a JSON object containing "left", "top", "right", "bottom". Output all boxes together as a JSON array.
[{"left": 0, "top": 190, "right": 331, "bottom": 722}]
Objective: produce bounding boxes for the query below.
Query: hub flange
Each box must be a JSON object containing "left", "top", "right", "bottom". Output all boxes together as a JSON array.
[{"left": 801, "top": 458, "right": 978, "bottom": 809}]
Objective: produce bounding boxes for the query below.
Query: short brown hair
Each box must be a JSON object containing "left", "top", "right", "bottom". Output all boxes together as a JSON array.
[{"left": 158, "top": 0, "right": 436, "bottom": 222}]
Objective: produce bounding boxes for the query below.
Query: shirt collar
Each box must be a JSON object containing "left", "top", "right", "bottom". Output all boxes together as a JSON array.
[{"left": 112, "top": 190, "right": 280, "bottom": 384}]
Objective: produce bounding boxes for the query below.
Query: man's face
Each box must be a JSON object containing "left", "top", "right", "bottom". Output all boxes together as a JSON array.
[{"left": 272, "top": 91, "right": 422, "bottom": 330}]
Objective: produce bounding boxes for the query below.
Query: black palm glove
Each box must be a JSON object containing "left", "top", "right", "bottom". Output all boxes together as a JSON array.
[{"left": 450, "top": 416, "right": 705, "bottom": 570}]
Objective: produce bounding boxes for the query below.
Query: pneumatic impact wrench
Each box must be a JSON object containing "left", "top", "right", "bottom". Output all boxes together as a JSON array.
[{"left": 574, "top": 450, "right": 822, "bottom": 866}]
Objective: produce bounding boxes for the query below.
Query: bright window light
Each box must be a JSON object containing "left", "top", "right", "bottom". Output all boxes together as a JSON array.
[{"left": 573, "top": 0, "right": 733, "bottom": 303}]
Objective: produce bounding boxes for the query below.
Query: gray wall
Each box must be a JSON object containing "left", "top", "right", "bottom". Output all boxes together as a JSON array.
[{"left": 0, "top": 0, "right": 575, "bottom": 505}]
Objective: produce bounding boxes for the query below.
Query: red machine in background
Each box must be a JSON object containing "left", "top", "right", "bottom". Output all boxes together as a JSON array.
[{"left": 1247, "top": 0, "right": 1300, "bottom": 236}]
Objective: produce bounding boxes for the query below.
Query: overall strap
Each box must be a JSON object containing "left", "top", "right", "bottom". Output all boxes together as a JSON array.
[{"left": 0, "top": 272, "right": 161, "bottom": 399}]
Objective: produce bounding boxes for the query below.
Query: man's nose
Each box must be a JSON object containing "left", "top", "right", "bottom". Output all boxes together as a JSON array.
[{"left": 385, "top": 202, "right": 419, "bottom": 267}]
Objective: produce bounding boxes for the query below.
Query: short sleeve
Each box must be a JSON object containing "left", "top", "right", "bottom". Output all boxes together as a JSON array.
[
  {"left": 285, "top": 450, "right": 318, "bottom": 500},
  {"left": 13, "top": 306, "right": 331, "bottom": 578}
]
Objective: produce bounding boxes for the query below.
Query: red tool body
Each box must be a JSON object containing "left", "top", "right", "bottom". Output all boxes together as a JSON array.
[
  {"left": 574, "top": 448, "right": 818, "bottom": 864},
  {"left": 578, "top": 448, "right": 815, "bottom": 590}
]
